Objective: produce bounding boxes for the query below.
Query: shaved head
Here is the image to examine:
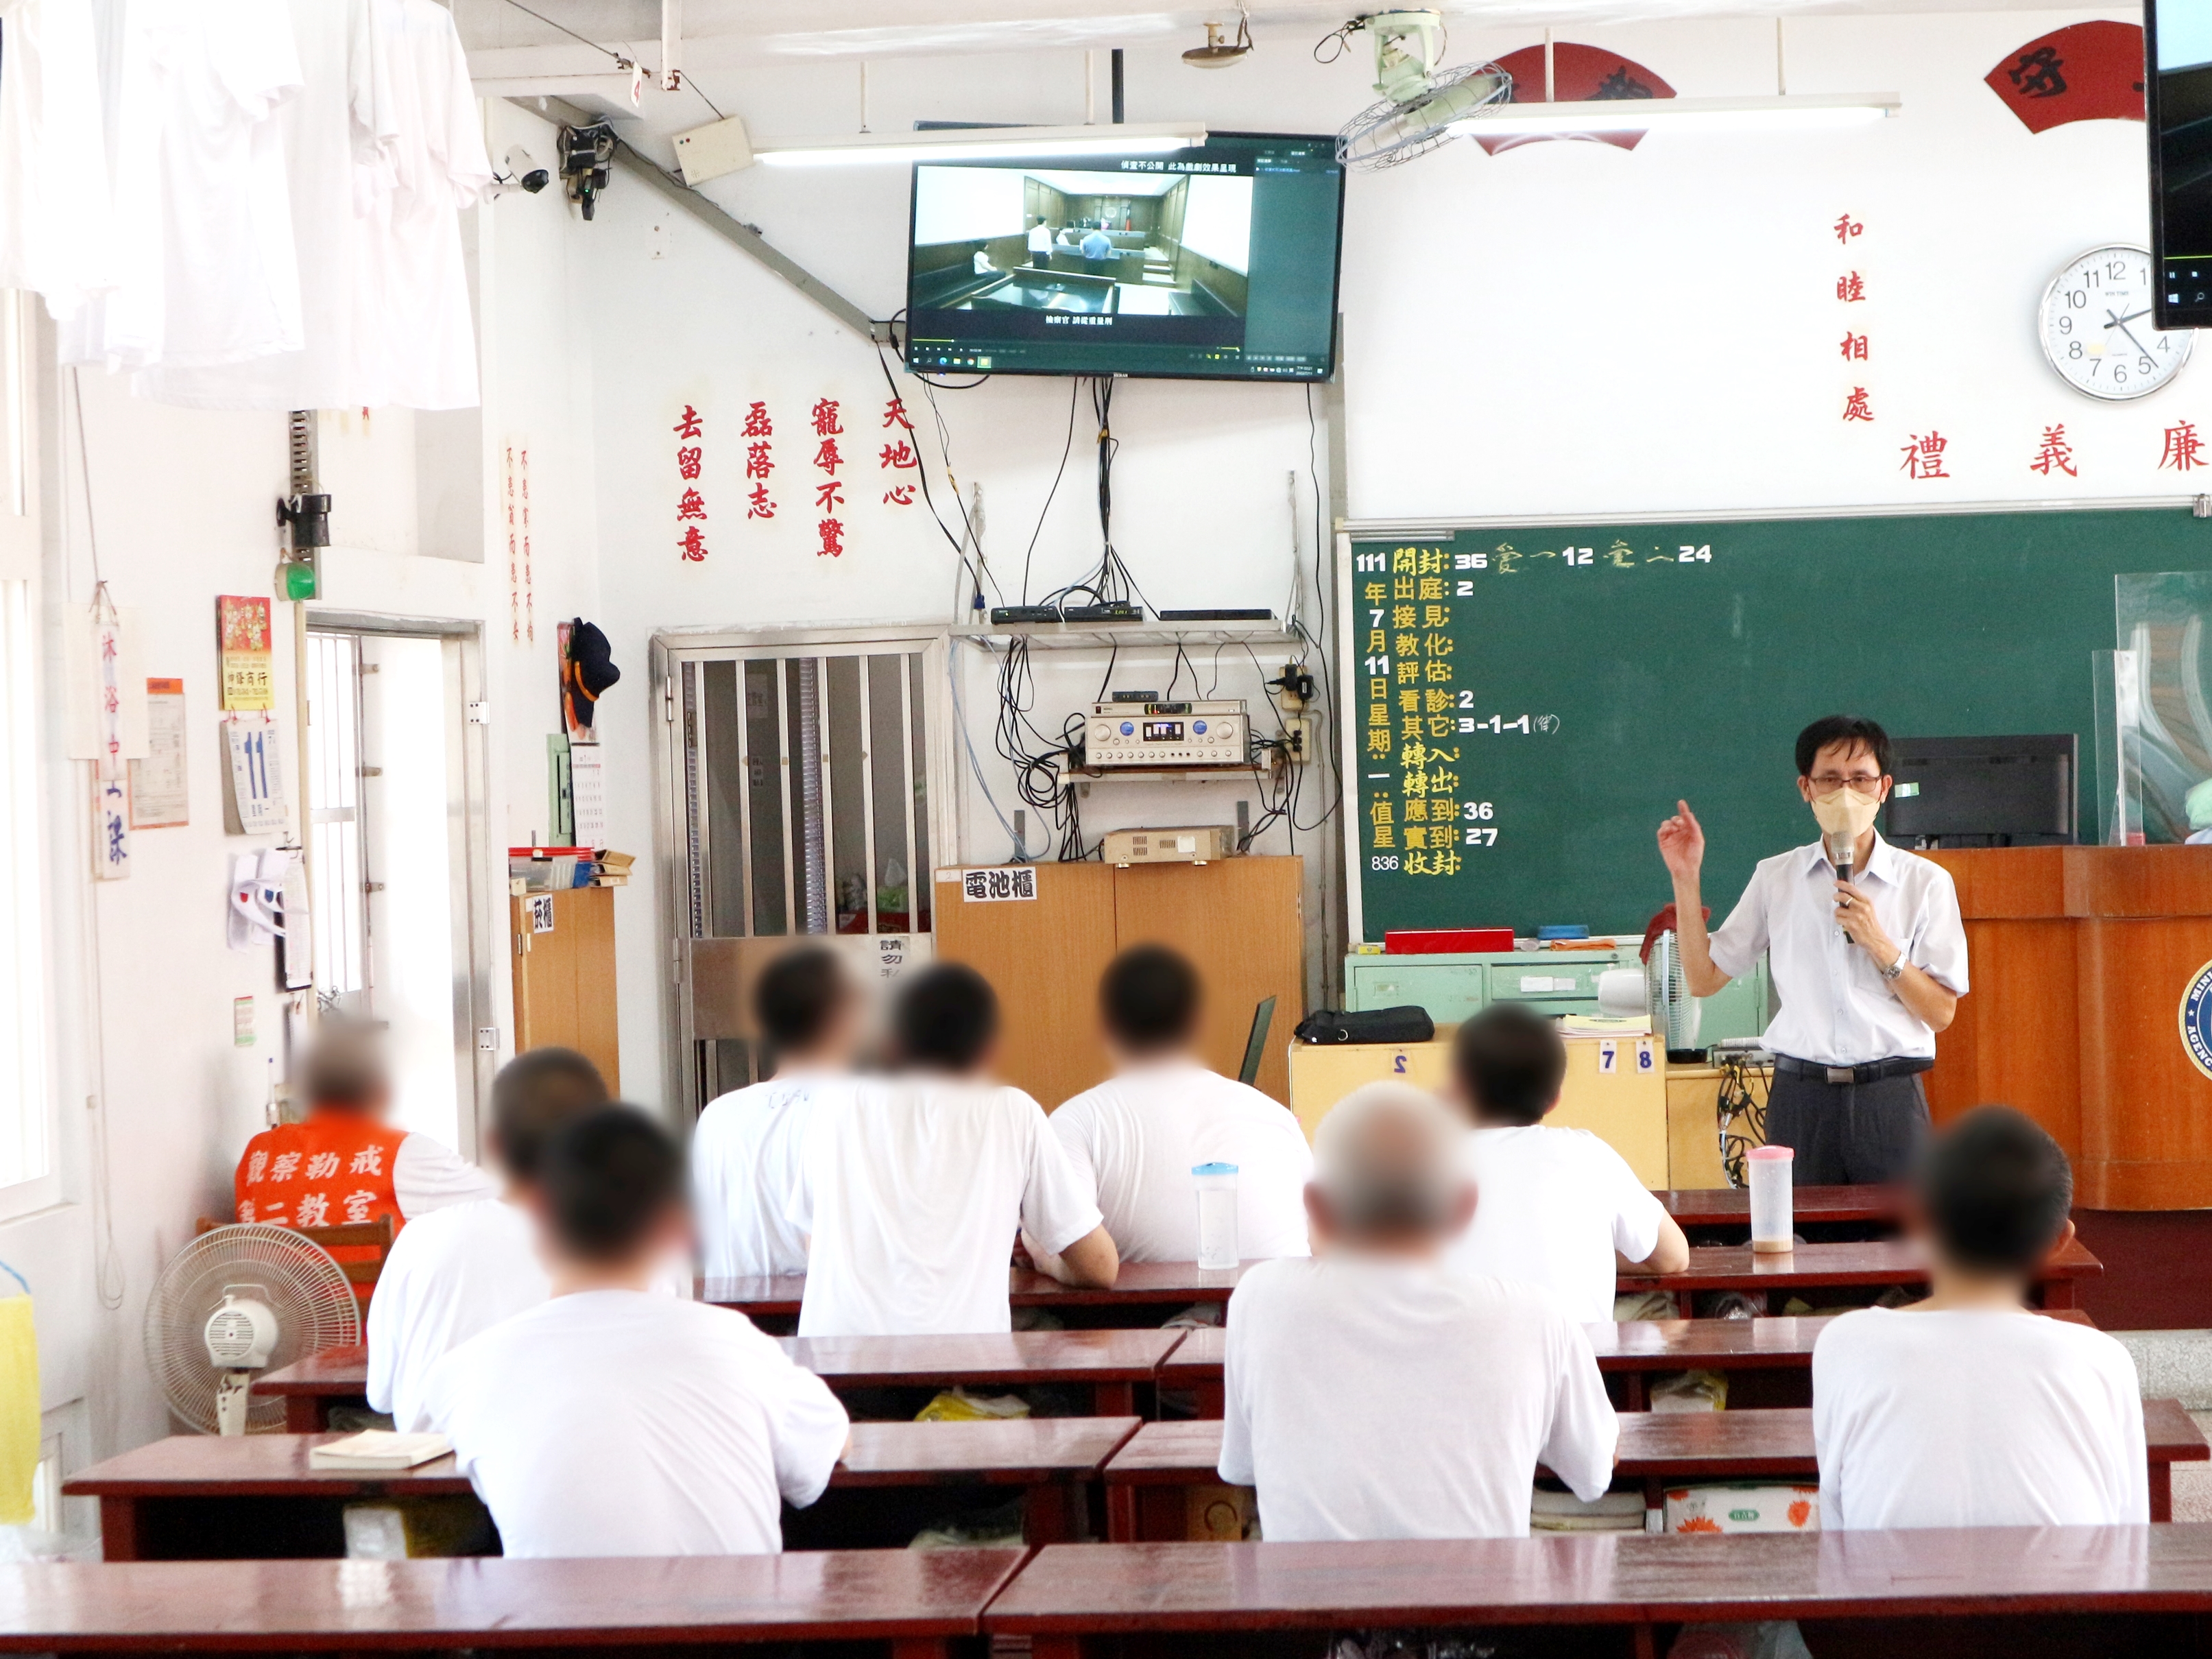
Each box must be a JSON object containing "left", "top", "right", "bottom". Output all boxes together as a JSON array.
[{"left": 1311, "top": 1083, "right": 1471, "bottom": 1245}]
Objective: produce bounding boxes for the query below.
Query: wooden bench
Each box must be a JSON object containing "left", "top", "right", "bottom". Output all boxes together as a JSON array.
[
  {"left": 1658, "top": 1184, "right": 1903, "bottom": 1240},
  {"left": 1162, "top": 1310, "right": 2102, "bottom": 1416},
  {"left": 65, "top": 1418, "right": 1141, "bottom": 1559},
  {"left": 700, "top": 1262, "right": 1251, "bottom": 1330},
  {"left": 1100, "top": 1401, "right": 2208, "bottom": 1540},
  {"left": 1655, "top": 1237, "right": 2103, "bottom": 1311},
  {"left": 261, "top": 1329, "right": 1195, "bottom": 1430},
  {"left": 982, "top": 1529, "right": 2212, "bottom": 1659},
  {"left": 782, "top": 1328, "right": 1189, "bottom": 1416},
  {"left": 0, "top": 1547, "right": 1023, "bottom": 1659}
]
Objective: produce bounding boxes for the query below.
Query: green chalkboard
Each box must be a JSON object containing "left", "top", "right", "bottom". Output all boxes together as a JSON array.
[{"left": 1347, "top": 507, "right": 2212, "bottom": 941}]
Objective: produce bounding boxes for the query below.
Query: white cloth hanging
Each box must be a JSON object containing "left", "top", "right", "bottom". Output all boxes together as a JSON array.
[
  {"left": 136, "top": 0, "right": 389, "bottom": 408},
  {"left": 0, "top": 0, "right": 119, "bottom": 319},
  {"left": 62, "top": 0, "right": 302, "bottom": 373}
]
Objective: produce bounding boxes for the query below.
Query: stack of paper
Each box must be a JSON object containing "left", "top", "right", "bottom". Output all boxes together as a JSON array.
[{"left": 308, "top": 1431, "right": 452, "bottom": 1470}]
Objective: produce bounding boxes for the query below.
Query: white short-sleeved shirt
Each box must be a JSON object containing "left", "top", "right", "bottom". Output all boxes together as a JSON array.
[
  {"left": 693, "top": 1074, "right": 845, "bottom": 1279},
  {"left": 1220, "top": 1254, "right": 1618, "bottom": 1542},
  {"left": 1443, "top": 1125, "right": 1666, "bottom": 1324},
  {"left": 1707, "top": 834, "right": 1969, "bottom": 1066},
  {"left": 1049, "top": 1062, "right": 1313, "bottom": 1263},
  {"left": 790, "top": 1077, "right": 1103, "bottom": 1337},
  {"left": 370, "top": 1198, "right": 545, "bottom": 1429},
  {"left": 391, "top": 1134, "right": 501, "bottom": 1216},
  {"left": 1813, "top": 1306, "right": 2147, "bottom": 1530},
  {"left": 416, "top": 1290, "right": 849, "bottom": 1559}
]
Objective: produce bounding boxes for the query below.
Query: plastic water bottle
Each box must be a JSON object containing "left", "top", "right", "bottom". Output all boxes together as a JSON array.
[
  {"left": 1748, "top": 1144, "right": 1794, "bottom": 1254},
  {"left": 1193, "top": 1162, "right": 1240, "bottom": 1270}
]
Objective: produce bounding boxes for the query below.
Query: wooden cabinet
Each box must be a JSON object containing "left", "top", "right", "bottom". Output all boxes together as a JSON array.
[
  {"left": 1923, "top": 846, "right": 2212, "bottom": 1210},
  {"left": 932, "top": 857, "right": 1303, "bottom": 1111},
  {"left": 509, "top": 885, "right": 621, "bottom": 1094}
]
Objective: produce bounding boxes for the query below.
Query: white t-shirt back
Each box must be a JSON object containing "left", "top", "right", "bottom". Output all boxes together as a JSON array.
[
  {"left": 693, "top": 1074, "right": 842, "bottom": 1279},
  {"left": 416, "top": 1290, "right": 849, "bottom": 1558},
  {"left": 1220, "top": 1254, "right": 1618, "bottom": 1542},
  {"left": 1443, "top": 1125, "right": 1666, "bottom": 1325},
  {"left": 791, "top": 1076, "right": 1102, "bottom": 1337},
  {"left": 1813, "top": 1306, "right": 2148, "bottom": 1530},
  {"left": 1050, "top": 1062, "right": 1313, "bottom": 1263},
  {"left": 369, "top": 1197, "right": 544, "bottom": 1430}
]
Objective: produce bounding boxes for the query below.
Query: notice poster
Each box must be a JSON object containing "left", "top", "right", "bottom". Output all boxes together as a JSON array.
[
  {"left": 130, "top": 678, "right": 188, "bottom": 828},
  {"left": 217, "top": 595, "right": 273, "bottom": 711}
]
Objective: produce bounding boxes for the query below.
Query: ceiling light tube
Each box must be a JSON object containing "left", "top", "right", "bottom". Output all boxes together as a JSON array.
[
  {"left": 1451, "top": 92, "right": 1899, "bottom": 138},
  {"left": 754, "top": 121, "right": 1210, "bottom": 167}
]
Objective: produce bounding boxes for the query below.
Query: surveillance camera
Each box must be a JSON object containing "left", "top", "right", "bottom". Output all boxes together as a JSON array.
[{"left": 505, "top": 145, "right": 551, "bottom": 193}]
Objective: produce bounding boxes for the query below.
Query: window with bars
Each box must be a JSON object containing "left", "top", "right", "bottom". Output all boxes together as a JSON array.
[
  {"left": 305, "top": 631, "right": 369, "bottom": 1010},
  {"left": 682, "top": 649, "right": 936, "bottom": 942}
]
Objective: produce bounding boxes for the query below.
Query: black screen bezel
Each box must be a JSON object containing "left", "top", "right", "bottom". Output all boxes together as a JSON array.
[{"left": 900, "top": 131, "right": 1347, "bottom": 383}]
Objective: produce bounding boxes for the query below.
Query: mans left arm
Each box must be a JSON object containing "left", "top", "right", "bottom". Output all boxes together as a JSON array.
[{"left": 1833, "top": 880, "right": 1958, "bottom": 1033}]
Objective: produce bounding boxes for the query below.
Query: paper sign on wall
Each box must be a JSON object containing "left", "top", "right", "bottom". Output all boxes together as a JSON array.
[
  {"left": 225, "top": 719, "right": 287, "bottom": 835},
  {"left": 130, "top": 678, "right": 188, "bottom": 828},
  {"left": 64, "top": 606, "right": 149, "bottom": 764},
  {"left": 529, "top": 894, "right": 556, "bottom": 933},
  {"left": 217, "top": 596, "right": 274, "bottom": 711},
  {"left": 961, "top": 867, "right": 1037, "bottom": 902},
  {"left": 1598, "top": 1039, "right": 1619, "bottom": 1074},
  {"left": 568, "top": 741, "right": 606, "bottom": 850}
]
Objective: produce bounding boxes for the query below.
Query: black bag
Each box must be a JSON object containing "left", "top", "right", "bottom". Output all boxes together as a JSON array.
[{"left": 1294, "top": 1005, "right": 1436, "bottom": 1046}]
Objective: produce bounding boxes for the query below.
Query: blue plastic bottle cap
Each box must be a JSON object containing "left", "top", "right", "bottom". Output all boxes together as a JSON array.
[
  {"left": 1120, "top": 721, "right": 1134, "bottom": 735},
  {"left": 1192, "top": 1162, "right": 1240, "bottom": 1175},
  {"left": 1193, "top": 719, "right": 1208, "bottom": 734}
]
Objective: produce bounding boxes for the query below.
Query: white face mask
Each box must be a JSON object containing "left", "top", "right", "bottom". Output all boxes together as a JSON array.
[{"left": 1810, "top": 787, "right": 1882, "bottom": 840}]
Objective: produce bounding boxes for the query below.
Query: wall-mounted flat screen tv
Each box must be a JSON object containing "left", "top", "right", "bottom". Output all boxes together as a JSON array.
[
  {"left": 903, "top": 133, "right": 1344, "bottom": 381},
  {"left": 2150, "top": 0, "right": 2212, "bottom": 326}
]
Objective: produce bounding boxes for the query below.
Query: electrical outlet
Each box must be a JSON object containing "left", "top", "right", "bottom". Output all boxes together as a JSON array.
[{"left": 1283, "top": 715, "right": 1317, "bottom": 765}]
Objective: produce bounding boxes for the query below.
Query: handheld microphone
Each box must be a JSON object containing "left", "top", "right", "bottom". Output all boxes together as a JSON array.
[{"left": 1825, "top": 829, "right": 1856, "bottom": 941}]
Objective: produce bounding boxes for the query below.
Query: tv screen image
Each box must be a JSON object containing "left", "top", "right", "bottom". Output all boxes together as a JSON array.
[
  {"left": 904, "top": 133, "right": 1344, "bottom": 381},
  {"left": 2150, "top": 0, "right": 2212, "bottom": 324}
]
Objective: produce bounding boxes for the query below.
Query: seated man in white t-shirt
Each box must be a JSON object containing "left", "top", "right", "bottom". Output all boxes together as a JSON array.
[
  {"left": 791, "top": 963, "right": 1118, "bottom": 1336},
  {"left": 416, "top": 1106, "right": 850, "bottom": 1557},
  {"left": 1045, "top": 944, "right": 1312, "bottom": 1264},
  {"left": 693, "top": 946, "right": 861, "bottom": 1278},
  {"left": 1220, "top": 1083, "right": 1618, "bottom": 1541},
  {"left": 370, "top": 1047, "right": 608, "bottom": 1429},
  {"left": 1814, "top": 1106, "right": 2146, "bottom": 1529},
  {"left": 1441, "top": 1004, "right": 1689, "bottom": 1323}
]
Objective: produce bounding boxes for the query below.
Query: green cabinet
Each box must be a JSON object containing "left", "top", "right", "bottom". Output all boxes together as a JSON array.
[{"left": 1345, "top": 947, "right": 1772, "bottom": 1047}]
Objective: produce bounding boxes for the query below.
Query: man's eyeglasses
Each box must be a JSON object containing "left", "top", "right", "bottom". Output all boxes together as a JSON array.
[{"left": 1808, "top": 774, "right": 1884, "bottom": 796}]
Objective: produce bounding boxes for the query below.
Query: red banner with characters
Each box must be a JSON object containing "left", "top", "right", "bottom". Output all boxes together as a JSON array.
[
  {"left": 1475, "top": 43, "right": 1676, "bottom": 155},
  {"left": 1985, "top": 21, "right": 2143, "bottom": 134}
]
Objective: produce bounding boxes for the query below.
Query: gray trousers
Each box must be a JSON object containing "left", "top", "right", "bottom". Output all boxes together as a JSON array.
[{"left": 1764, "top": 1070, "right": 1930, "bottom": 1186}]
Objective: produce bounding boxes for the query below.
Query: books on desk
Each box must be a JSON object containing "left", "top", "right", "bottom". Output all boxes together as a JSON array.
[{"left": 308, "top": 1431, "right": 450, "bottom": 1470}]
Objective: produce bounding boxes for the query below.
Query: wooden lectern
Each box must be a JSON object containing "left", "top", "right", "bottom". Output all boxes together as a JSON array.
[{"left": 1923, "top": 846, "right": 2212, "bottom": 1210}]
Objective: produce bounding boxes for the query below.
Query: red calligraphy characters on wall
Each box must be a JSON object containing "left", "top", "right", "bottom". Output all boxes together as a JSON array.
[
  {"left": 2162, "top": 420, "right": 2206, "bottom": 473},
  {"left": 673, "top": 403, "right": 710, "bottom": 561},
  {"left": 743, "top": 403, "right": 775, "bottom": 519},
  {"left": 1899, "top": 431, "right": 1950, "bottom": 479},
  {"left": 1842, "top": 387, "right": 1874, "bottom": 422},
  {"left": 2030, "top": 425, "right": 2078, "bottom": 477},
  {"left": 813, "top": 398, "right": 845, "bottom": 555}
]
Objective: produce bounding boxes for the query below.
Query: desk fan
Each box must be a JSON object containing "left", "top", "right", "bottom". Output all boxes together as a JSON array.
[
  {"left": 145, "top": 1224, "right": 358, "bottom": 1435},
  {"left": 1328, "top": 10, "right": 1511, "bottom": 169}
]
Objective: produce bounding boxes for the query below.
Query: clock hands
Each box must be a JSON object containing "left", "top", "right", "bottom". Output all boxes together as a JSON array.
[{"left": 2104, "top": 306, "right": 2159, "bottom": 361}]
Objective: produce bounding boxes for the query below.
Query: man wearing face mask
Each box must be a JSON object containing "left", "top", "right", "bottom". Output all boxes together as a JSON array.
[{"left": 1655, "top": 715, "right": 1969, "bottom": 1186}]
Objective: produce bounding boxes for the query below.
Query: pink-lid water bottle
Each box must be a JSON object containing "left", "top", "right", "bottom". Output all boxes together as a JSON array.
[{"left": 1748, "top": 1144, "right": 1794, "bottom": 1254}]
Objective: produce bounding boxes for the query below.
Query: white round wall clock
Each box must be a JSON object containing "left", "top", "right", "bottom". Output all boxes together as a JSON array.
[{"left": 2039, "top": 245, "right": 2191, "bottom": 401}]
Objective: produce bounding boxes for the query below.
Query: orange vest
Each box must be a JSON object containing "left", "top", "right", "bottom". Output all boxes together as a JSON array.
[{"left": 235, "top": 1112, "right": 410, "bottom": 1235}]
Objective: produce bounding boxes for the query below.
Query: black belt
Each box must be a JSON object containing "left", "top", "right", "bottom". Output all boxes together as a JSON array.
[{"left": 1772, "top": 1054, "right": 1933, "bottom": 1086}]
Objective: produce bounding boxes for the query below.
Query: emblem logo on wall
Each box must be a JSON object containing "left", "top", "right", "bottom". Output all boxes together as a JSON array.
[
  {"left": 1474, "top": 43, "right": 1676, "bottom": 155},
  {"left": 2179, "top": 958, "right": 2212, "bottom": 1079},
  {"left": 1985, "top": 22, "right": 2144, "bottom": 134}
]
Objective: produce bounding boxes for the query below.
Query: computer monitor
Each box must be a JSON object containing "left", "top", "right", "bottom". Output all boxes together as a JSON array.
[
  {"left": 1238, "top": 995, "right": 1277, "bottom": 1088},
  {"left": 1882, "top": 735, "right": 2078, "bottom": 848}
]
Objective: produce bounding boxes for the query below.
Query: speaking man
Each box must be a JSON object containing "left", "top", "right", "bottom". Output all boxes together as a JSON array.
[{"left": 1655, "top": 715, "right": 1969, "bottom": 1185}]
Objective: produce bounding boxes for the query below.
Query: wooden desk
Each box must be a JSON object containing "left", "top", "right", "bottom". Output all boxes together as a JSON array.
[
  {"left": 1656, "top": 1238, "right": 2102, "bottom": 1311},
  {"left": 0, "top": 1548, "right": 1022, "bottom": 1657},
  {"left": 1100, "top": 1400, "right": 2206, "bottom": 1540},
  {"left": 255, "top": 1344, "right": 372, "bottom": 1433},
  {"left": 1159, "top": 1311, "right": 2100, "bottom": 1416},
  {"left": 782, "top": 1328, "right": 1187, "bottom": 1416},
  {"left": 1657, "top": 1184, "right": 1905, "bottom": 1239},
  {"left": 983, "top": 1530, "right": 2212, "bottom": 1659},
  {"left": 701, "top": 1262, "right": 1251, "bottom": 1328},
  {"left": 67, "top": 1420, "right": 1142, "bottom": 1559}
]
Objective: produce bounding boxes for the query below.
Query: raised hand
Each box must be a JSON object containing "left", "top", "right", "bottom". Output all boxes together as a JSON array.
[{"left": 1657, "top": 799, "right": 1705, "bottom": 883}]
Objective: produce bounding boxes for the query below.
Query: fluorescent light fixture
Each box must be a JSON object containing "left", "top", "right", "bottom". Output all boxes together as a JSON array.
[
  {"left": 754, "top": 121, "right": 1209, "bottom": 168},
  {"left": 474, "top": 71, "right": 645, "bottom": 110},
  {"left": 1452, "top": 92, "right": 1899, "bottom": 138}
]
